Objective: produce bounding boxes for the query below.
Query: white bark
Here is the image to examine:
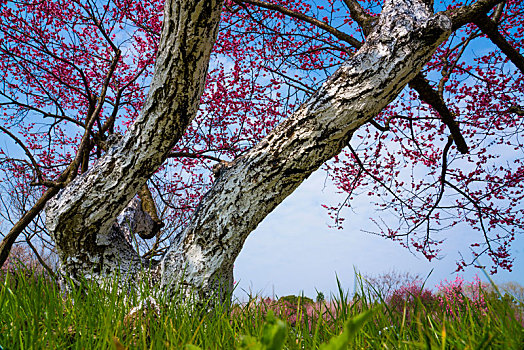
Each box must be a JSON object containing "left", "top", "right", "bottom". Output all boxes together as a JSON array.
[{"left": 46, "top": 0, "right": 456, "bottom": 299}]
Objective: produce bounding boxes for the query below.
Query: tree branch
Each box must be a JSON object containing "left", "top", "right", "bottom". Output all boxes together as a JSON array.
[
  {"left": 168, "top": 151, "right": 224, "bottom": 163},
  {"left": 348, "top": 144, "right": 413, "bottom": 210},
  {"left": 409, "top": 73, "right": 469, "bottom": 154},
  {"left": 368, "top": 114, "right": 418, "bottom": 132},
  {"left": 446, "top": 0, "right": 504, "bottom": 30},
  {"left": 0, "top": 186, "right": 60, "bottom": 269},
  {"left": 422, "top": 135, "right": 453, "bottom": 244},
  {"left": 25, "top": 236, "right": 57, "bottom": 280},
  {"left": 506, "top": 105, "right": 524, "bottom": 116},
  {"left": 137, "top": 184, "right": 164, "bottom": 239},
  {"left": 0, "top": 122, "right": 87, "bottom": 267},
  {"left": 67, "top": 49, "right": 121, "bottom": 182},
  {"left": 233, "top": 0, "right": 363, "bottom": 48},
  {"left": 0, "top": 125, "right": 45, "bottom": 183},
  {"left": 342, "top": 0, "right": 377, "bottom": 36},
  {"left": 45, "top": 0, "right": 225, "bottom": 282},
  {"left": 160, "top": 0, "right": 452, "bottom": 295},
  {"left": 473, "top": 15, "right": 524, "bottom": 74}
]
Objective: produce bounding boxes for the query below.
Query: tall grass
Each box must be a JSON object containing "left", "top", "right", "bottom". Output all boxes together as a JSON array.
[{"left": 0, "top": 269, "right": 522, "bottom": 349}]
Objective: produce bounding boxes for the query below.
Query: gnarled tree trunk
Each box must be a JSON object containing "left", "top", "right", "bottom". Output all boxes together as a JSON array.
[{"left": 45, "top": 0, "right": 497, "bottom": 299}]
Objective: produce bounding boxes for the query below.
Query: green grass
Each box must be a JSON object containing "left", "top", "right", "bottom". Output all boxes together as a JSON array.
[{"left": 0, "top": 270, "right": 522, "bottom": 349}]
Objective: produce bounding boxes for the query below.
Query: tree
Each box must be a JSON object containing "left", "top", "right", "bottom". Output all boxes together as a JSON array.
[
  {"left": 362, "top": 270, "right": 423, "bottom": 299},
  {"left": 0, "top": 0, "right": 521, "bottom": 298}
]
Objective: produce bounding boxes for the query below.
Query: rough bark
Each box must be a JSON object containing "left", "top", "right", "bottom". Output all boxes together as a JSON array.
[
  {"left": 159, "top": 0, "right": 452, "bottom": 298},
  {"left": 45, "top": 0, "right": 224, "bottom": 283}
]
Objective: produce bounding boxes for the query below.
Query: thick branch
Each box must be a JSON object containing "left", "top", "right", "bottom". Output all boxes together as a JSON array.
[
  {"left": 137, "top": 184, "right": 164, "bottom": 239},
  {"left": 446, "top": 0, "right": 504, "bottom": 30},
  {"left": 507, "top": 105, "right": 524, "bottom": 116},
  {"left": 342, "top": 0, "right": 377, "bottom": 35},
  {"left": 473, "top": 15, "right": 524, "bottom": 74},
  {"left": 409, "top": 73, "right": 469, "bottom": 154}
]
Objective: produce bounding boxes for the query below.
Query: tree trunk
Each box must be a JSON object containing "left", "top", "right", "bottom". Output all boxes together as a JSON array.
[
  {"left": 45, "top": 0, "right": 224, "bottom": 284},
  {"left": 47, "top": 0, "right": 452, "bottom": 298}
]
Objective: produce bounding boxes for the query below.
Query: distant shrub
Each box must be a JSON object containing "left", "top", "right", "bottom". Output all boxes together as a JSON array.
[
  {"left": 277, "top": 295, "right": 314, "bottom": 307},
  {"left": 272, "top": 295, "right": 315, "bottom": 328},
  {"left": 386, "top": 282, "right": 438, "bottom": 319},
  {"left": 475, "top": 281, "right": 524, "bottom": 304},
  {"left": 499, "top": 281, "right": 524, "bottom": 303},
  {"left": 237, "top": 295, "right": 336, "bottom": 331}
]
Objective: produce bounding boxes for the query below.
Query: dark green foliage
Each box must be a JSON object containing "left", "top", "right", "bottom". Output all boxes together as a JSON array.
[{"left": 277, "top": 294, "right": 315, "bottom": 307}]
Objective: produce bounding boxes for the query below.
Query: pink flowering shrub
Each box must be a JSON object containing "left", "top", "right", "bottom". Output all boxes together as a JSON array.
[
  {"left": 437, "top": 275, "right": 488, "bottom": 319},
  {"left": 382, "top": 275, "right": 491, "bottom": 322},
  {"left": 386, "top": 282, "right": 438, "bottom": 320}
]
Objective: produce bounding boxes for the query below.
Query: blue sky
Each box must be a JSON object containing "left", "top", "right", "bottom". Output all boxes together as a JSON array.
[{"left": 233, "top": 169, "right": 524, "bottom": 300}]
